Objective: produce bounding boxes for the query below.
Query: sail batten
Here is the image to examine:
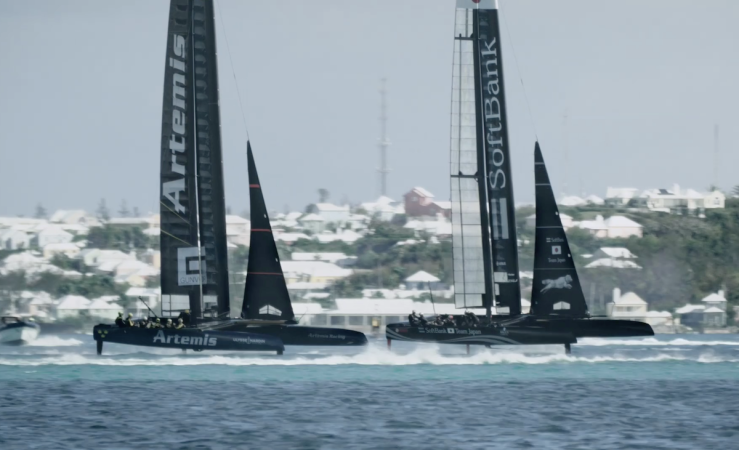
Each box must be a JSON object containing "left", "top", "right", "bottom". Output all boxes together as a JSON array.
[{"left": 530, "top": 142, "right": 589, "bottom": 317}]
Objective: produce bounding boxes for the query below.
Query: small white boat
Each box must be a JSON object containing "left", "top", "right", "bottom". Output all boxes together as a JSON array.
[{"left": 0, "top": 316, "right": 41, "bottom": 345}]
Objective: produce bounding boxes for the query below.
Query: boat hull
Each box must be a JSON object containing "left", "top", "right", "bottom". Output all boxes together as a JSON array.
[
  {"left": 92, "top": 324, "right": 284, "bottom": 353},
  {"left": 0, "top": 322, "right": 41, "bottom": 345},
  {"left": 386, "top": 315, "right": 654, "bottom": 346},
  {"left": 214, "top": 321, "right": 368, "bottom": 346},
  {"left": 386, "top": 323, "right": 575, "bottom": 346}
]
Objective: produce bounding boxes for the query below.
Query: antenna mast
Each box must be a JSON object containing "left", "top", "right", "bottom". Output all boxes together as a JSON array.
[{"left": 378, "top": 78, "right": 391, "bottom": 196}]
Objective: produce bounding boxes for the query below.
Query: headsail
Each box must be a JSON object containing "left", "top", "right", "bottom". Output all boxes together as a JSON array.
[
  {"left": 241, "top": 143, "right": 295, "bottom": 321},
  {"left": 159, "top": 0, "right": 230, "bottom": 320},
  {"left": 530, "top": 142, "right": 588, "bottom": 317}
]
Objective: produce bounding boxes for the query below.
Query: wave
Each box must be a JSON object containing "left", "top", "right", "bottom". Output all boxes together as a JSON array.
[
  {"left": 1, "top": 347, "right": 737, "bottom": 366},
  {"left": 27, "top": 336, "right": 84, "bottom": 347},
  {"left": 578, "top": 337, "right": 739, "bottom": 347}
]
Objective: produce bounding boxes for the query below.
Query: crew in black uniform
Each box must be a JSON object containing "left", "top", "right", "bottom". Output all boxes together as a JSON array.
[
  {"left": 115, "top": 312, "right": 125, "bottom": 328},
  {"left": 177, "top": 309, "right": 191, "bottom": 326}
]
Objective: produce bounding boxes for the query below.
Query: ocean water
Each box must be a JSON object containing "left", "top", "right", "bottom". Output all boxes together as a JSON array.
[{"left": 1, "top": 334, "right": 739, "bottom": 449}]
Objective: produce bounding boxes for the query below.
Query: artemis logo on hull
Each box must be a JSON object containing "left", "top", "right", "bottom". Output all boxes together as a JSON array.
[
  {"left": 162, "top": 33, "right": 188, "bottom": 214},
  {"left": 153, "top": 330, "right": 217, "bottom": 347}
]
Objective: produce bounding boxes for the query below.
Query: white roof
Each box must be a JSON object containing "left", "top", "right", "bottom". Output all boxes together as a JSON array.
[
  {"left": 585, "top": 195, "right": 604, "bottom": 205},
  {"left": 704, "top": 306, "right": 726, "bottom": 313},
  {"left": 37, "top": 226, "right": 73, "bottom": 238},
  {"left": 125, "top": 287, "right": 159, "bottom": 297},
  {"left": 314, "top": 203, "right": 349, "bottom": 212},
  {"left": 604, "top": 216, "right": 642, "bottom": 228},
  {"left": 299, "top": 213, "right": 325, "bottom": 222},
  {"left": 410, "top": 187, "right": 434, "bottom": 198},
  {"left": 56, "top": 295, "right": 91, "bottom": 309},
  {"left": 598, "top": 247, "right": 637, "bottom": 259},
  {"left": 585, "top": 258, "right": 642, "bottom": 269},
  {"left": 43, "top": 242, "right": 80, "bottom": 251},
  {"left": 107, "top": 217, "right": 152, "bottom": 226},
  {"left": 613, "top": 292, "right": 647, "bottom": 305},
  {"left": 88, "top": 299, "right": 121, "bottom": 310},
  {"left": 281, "top": 261, "right": 352, "bottom": 278},
  {"left": 675, "top": 304, "right": 705, "bottom": 314},
  {"left": 292, "top": 303, "right": 324, "bottom": 315},
  {"left": 225, "top": 215, "right": 249, "bottom": 224},
  {"left": 605, "top": 188, "right": 639, "bottom": 199},
  {"left": 405, "top": 270, "right": 440, "bottom": 283},
  {"left": 286, "top": 282, "right": 329, "bottom": 290},
  {"left": 291, "top": 252, "right": 348, "bottom": 263},
  {"left": 701, "top": 293, "right": 727, "bottom": 303},
  {"left": 559, "top": 195, "right": 586, "bottom": 206},
  {"left": 315, "top": 230, "right": 362, "bottom": 244},
  {"left": 275, "top": 232, "right": 311, "bottom": 242},
  {"left": 644, "top": 310, "right": 673, "bottom": 318}
]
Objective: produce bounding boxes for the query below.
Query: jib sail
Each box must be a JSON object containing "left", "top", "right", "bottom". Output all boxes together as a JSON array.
[
  {"left": 241, "top": 143, "right": 295, "bottom": 321},
  {"left": 530, "top": 142, "right": 588, "bottom": 317},
  {"left": 159, "top": 0, "right": 230, "bottom": 320}
]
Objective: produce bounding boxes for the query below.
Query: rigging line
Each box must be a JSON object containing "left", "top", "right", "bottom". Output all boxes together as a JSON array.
[
  {"left": 499, "top": 4, "right": 538, "bottom": 142},
  {"left": 214, "top": 0, "right": 250, "bottom": 141}
]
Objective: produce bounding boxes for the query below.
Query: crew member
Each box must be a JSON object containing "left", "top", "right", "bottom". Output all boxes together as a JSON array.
[
  {"left": 178, "top": 309, "right": 191, "bottom": 326},
  {"left": 165, "top": 318, "right": 174, "bottom": 329},
  {"left": 408, "top": 310, "right": 417, "bottom": 326},
  {"left": 125, "top": 313, "right": 135, "bottom": 327},
  {"left": 418, "top": 313, "right": 428, "bottom": 326},
  {"left": 175, "top": 318, "right": 185, "bottom": 330},
  {"left": 149, "top": 318, "right": 162, "bottom": 329},
  {"left": 139, "top": 317, "right": 149, "bottom": 328},
  {"left": 115, "top": 312, "right": 125, "bottom": 328}
]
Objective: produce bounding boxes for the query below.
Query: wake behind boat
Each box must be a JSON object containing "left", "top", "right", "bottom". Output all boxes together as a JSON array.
[
  {"left": 210, "top": 144, "right": 367, "bottom": 346},
  {"left": 0, "top": 316, "right": 40, "bottom": 345},
  {"left": 386, "top": 1, "right": 652, "bottom": 353}
]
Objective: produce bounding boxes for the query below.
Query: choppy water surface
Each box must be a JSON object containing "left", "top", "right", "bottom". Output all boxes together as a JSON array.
[{"left": 1, "top": 334, "right": 738, "bottom": 449}]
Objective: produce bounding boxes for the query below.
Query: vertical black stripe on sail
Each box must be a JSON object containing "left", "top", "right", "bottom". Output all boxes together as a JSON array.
[
  {"left": 530, "top": 142, "right": 588, "bottom": 317},
  {"left": 475, "top": 6, "right": 521, "bottom": 315},
  {"left": 191, "top": 0, "right": 230, "bottom": 317},
  {"left": 160, "top": 0, "right": 202, "bottom": 318},
  {"left": 241, "top": 143, "right": 294, "bottom": 321}
]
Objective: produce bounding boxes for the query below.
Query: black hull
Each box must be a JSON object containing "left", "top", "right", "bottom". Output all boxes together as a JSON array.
[
  {"left": 92, "top": 325, "right": 284, "bottom": 353},
  {"left": 533, "top": 317, "right": 655, "bottom": 338},
  {"left": 386, "top": 323, "right": 575, "bottom": 346},
  {"left": 386, "top": 315, "right": 654, "bottom": 346},
  {"left": 215, "top": 321, "right": 368, "bottom": 346}
]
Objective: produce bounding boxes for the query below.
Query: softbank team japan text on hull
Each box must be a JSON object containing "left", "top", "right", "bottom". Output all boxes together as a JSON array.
[
  {"left": 92, "top": 324, "right": 285, "bottom": 355},
  {"left": 385, "top": 322, "right": 576, "bottom": 348}
]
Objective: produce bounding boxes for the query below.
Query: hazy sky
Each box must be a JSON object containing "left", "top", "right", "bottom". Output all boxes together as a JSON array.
[{"left": 1, "top": 0, "right": 737, "bottom": 217}]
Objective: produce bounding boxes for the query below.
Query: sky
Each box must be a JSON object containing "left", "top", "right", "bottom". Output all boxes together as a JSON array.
[{"left": 1, "top": 0, "right": 738, "bottom": 217}]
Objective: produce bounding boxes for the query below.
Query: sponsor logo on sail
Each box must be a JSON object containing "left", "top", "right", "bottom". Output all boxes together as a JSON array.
[
  {"left": 233, "top": 336, "right": 266, "bottom": 344},
  {"left": 178, "top": 247, "right": 206, "bottom": 286},
  {"left": 259, "top": 305, "right": 282, "bottom": 316},
  {"left": 540, "top": 275, "right": 573, "bottom": 293},
  {"left": 552, "top": 245, "right": 562, "bottom": 255},
  {"left": 162, "top": 33, "right": 188, "bottom": 214},
  {"left": 153, "top": 330, "right": 216, "bottom": 347}
]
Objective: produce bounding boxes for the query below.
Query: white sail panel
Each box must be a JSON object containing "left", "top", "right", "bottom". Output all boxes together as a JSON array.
[{"left": 451, "top": 7, "right": 485, "bottom": 309}]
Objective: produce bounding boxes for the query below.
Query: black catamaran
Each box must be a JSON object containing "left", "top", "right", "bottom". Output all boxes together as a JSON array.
[
  {"left": 214, "top": 144, "right": 367, "bottom": 346},
  {"left": 385, "top": 0, "right": 652, "bottom": 352},
  {"left": 93, "top": 0, "right": 284, "bottom": 354}
]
